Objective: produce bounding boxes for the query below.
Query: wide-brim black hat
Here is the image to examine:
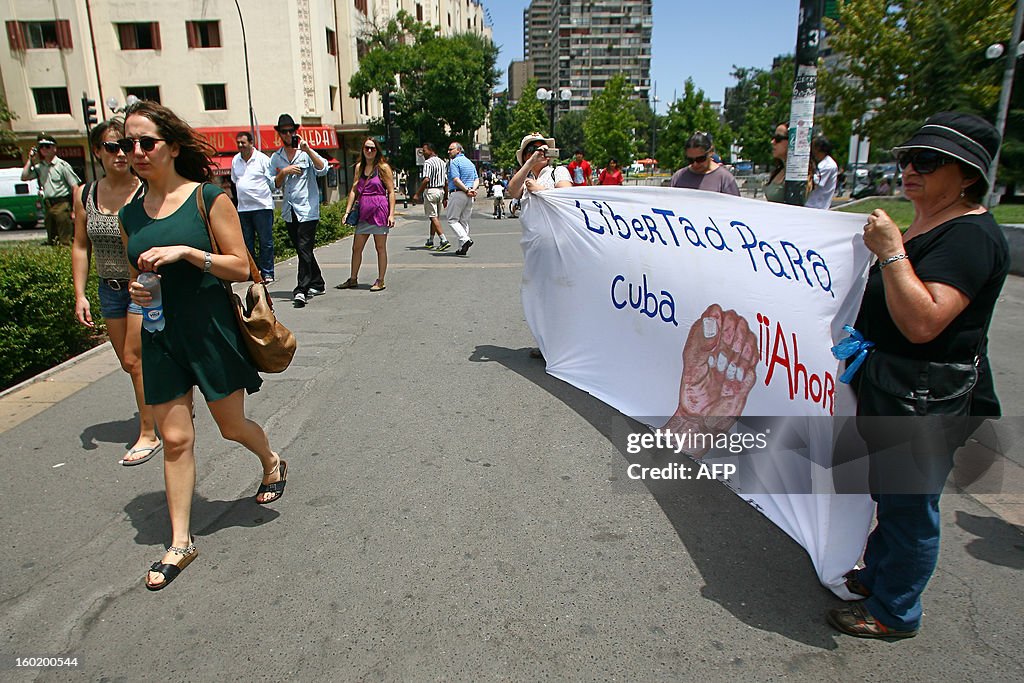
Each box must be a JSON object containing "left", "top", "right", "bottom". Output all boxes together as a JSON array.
[
  {"left": 891, "top": 111, "right": 1000, "bottom": 188},
  {"left": 274, "top": 113, "right": 299, "bottom": 131}
]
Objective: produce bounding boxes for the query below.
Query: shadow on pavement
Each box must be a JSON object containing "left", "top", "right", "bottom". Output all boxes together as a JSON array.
[
  {"left": 955, "top": 510, "right": 1024, "bottom": 570},
  {"left": 470, "top": 343, "right": 842, "bottom": 650},
  {"left": 123, "top": 490, "right": 281, "bottom": 547},
  {"left": 80, "top": 413, "right": 140, "bottom": 451}
]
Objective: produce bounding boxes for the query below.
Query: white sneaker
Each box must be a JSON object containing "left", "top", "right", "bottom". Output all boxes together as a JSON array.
[
  {"left": 293, "top": 292, "right": 306, "bottom": 307},
  {"left": 308, "top": 288, "right": 324, "bottom": 297}
]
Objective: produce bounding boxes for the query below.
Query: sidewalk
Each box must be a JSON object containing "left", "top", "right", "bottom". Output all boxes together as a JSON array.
[{"left": 0, "top": 202, "right": 1021, "bottom": 680}]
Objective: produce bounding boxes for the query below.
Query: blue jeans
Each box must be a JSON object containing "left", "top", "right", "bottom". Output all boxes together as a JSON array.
[
  {"left": 238, "top": 209, "right": 275, "bottom": 279},
  {"left": 859, "top": 493, "right": 942, "bottom": 631}
]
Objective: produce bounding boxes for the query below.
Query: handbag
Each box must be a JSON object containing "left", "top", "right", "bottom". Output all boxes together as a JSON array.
[
  {"left": 344, "top": 180, "right": 362, "bottom": 226},
  {"left": 196, "top": 184, "right": 297, "bottom": 373}
]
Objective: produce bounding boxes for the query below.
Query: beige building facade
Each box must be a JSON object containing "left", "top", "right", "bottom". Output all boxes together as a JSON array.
[{"left": 1, "top": 0, "right": 490, "bottom": 195}]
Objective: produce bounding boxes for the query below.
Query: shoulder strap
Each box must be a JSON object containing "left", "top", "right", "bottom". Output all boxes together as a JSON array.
[
  {"left": 83, "top": 181, "right": 94, "bottom": 208},
  {"left": 196, "top": 182, "right": 261, "bottom": 284}
]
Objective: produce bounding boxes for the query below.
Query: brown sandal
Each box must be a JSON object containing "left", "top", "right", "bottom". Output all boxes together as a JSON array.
[{"left": 335, "top": 277, "right": 358, "bottom": 289}]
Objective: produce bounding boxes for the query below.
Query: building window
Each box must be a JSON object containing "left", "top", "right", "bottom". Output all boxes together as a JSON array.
[
  {"left": 329, "top": 85, "right": 338, "bottom": 110},
  {"left": 326, "top": 28, "right": 337, "bottom": 56},
  {"left": 186, "top": 21, "right": 221, "bottom": 48},
  {"left": 116, "top": 22, "right": 161, "bottom": 50},
  {"left": 201, "top": 84, "right": 227, "bottom": 110},
  {"left": 355, "top": 0, "right": 368, "bottom": 15},
  {"left": 6, "top": 20, "right": 73, "bottom": 50},
  {"left": 32, "top": 87, "right": 71, "bottom": 115},
  {"left": 416, "top": 3, "right": 423, "bottom": 21},
  {"left": 126, "top": 86, "right": 161, "bottom": 103}
]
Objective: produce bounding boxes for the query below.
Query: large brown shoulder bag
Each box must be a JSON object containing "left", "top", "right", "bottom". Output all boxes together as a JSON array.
[{"left": 196, "top": 184, "right": 297, "bottom": 373}]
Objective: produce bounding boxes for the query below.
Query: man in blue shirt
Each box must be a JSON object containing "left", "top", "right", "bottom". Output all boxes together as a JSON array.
[
  {"left": 445, "top": 141, "right": 479, "bottom": 256},
  {"left": 269, "top": 113, "right": 329, "bottom": 307}
]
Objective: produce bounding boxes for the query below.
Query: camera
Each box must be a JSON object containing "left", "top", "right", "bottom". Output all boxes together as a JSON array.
[{"left": 290, "top": 134, "right": 300, "bottom": 148}]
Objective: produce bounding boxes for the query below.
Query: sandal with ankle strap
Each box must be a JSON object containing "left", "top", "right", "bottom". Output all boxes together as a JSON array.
[
  {"left": 255, "top": 458, "right": 288, "bottom": 505},
  {"left": 145, "top": 538, "right": 198, "bottom": 591}
]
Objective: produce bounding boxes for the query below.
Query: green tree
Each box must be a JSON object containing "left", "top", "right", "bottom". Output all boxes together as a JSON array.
[
  {"left": 489, "top": 94, "right": 512, "bottom": 152},
  {"left": 582, "top": 73, "right": 638, "bottom": 167},
  {"left": 492, "top": 78, "right": 548, "bottom": 169},
  {"left": 820, "top": 0, "right": 1013, "bottom": 163},
  {"left": 554, "top": 110, "right": 586, "bottom": 161},
  {"left": 349, "top": 11, "right": 499, "bottom": 172},
  {"left": 724, "top": 58, "right": 794, "bottom": 167},
  {"left": 0, "top": 96, "right": 18, "bottom": 156},
  {"left": 659, "top": 79, "right": 732, "bottom": 171}
]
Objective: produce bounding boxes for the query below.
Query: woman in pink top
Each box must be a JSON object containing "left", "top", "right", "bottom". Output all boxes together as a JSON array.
[
  {"left": 337, "top": 138, "right": 396, "bottom": 292},
  {"left": 598, "top": 158, "right": 624, "bottom": 185}
]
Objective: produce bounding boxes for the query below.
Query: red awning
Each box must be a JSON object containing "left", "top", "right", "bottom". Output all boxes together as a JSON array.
[
  {"left": 211, "top": 156, "right": 232, "bottom": 176},
  {"left": 196, "top": 125, "right": 339, "bottom": 154}
]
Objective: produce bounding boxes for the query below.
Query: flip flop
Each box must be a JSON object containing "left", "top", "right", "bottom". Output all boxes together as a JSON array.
[{"left": 119, "top": 441, "right": 163, "bottom": 467}]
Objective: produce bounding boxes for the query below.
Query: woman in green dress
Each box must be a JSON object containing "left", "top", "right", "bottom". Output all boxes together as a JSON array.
[{"left": 120, "top": 101, "right": 288, "bottom": 591}]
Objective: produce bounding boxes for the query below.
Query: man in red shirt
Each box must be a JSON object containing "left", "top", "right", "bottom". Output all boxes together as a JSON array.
[{"left": 566, "top": 149, "right": 592, "bottom": 186}]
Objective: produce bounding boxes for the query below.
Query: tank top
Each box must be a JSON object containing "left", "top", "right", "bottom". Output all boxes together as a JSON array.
[{"left": 86, "top": 180, "right": 144, "bottom": 279}]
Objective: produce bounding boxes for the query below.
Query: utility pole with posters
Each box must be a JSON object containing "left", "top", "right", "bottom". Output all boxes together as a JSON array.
[{"left": 785, "top": 0, "right": 824, "bottom": 206}]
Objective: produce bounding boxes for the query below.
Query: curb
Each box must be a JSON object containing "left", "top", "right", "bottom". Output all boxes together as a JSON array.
[{"left": 0, "top": 340, "right": 113, "bottom": 400}]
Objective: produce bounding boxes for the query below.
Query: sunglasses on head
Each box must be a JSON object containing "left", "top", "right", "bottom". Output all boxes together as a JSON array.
[
  {"left": 896, "top": 149, "right": 955, "bottom": 175},
  {"left": 772, "top": 134, "right": 788, "bottom": 143},
  {"left": 687, "top": 153, "right": 709, "bottom": 164},
  {"left": 116, "top": 136, "right": 165, "bottom": 153}
]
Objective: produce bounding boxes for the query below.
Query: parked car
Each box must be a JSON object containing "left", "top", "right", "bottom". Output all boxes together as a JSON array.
[{"left": 0, "top": 168, "right": 43, "bottom": 230}]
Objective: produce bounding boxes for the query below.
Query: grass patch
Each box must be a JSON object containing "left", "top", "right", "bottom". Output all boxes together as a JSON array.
[{"left": 838, "top": 198, "right": 1024, "bottom": 228}]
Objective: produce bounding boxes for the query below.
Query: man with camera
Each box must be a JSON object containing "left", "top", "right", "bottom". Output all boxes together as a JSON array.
[
  {"left": 445, "top": 141, "right": 479, "bottom": 256},
  {"left": 22, "top": 133, "right": 81, "bottom": 246},
  {"left": 269, "top": 114, "right": 329, "bottom": 307}
]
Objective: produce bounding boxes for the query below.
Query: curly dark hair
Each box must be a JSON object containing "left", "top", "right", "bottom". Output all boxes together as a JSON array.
[{"left": 123, "top": 100, "right": 214, "bottom": 183}]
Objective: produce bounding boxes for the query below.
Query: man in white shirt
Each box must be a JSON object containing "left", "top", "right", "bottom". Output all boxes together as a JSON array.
[
  {"left": 806, "top": 136, "right": 839, "bottom": 210},
  {"left": 231, "top": 131, "right": 277, "bottom": 282}
]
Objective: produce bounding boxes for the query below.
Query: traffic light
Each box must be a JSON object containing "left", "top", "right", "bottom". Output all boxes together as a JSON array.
[
  {"left": 82, "top": 96, "right": 98, "bottom": 129},
  {"left": 383, "top": 91, "right": 396, "bottom": 127}
]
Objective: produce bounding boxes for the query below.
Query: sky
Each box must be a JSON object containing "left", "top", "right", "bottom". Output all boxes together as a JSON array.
[{"left": 480, "top": 0, "right": 802, "bottom": 114}]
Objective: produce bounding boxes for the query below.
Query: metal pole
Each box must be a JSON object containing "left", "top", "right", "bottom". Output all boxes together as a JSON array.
[
  {"left": 987, "top": 0, "right": 1024, "bottom": 207},
  {"left": 234, "top": 0, "right": 257, "bottom": 147},
  {"left": 785, "top": 0, "right": 824, "bottom": 206}
]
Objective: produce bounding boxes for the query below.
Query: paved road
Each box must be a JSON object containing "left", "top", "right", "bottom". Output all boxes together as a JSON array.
[
  {"left": 0, "top": 226, "right": 45, "bottom": 243},
  {"left": 0, "top": 200, "right": 1021, "bottom": 680}
]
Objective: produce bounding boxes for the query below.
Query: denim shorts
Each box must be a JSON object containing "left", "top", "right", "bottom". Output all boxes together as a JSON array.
[{"left": 98, "top": 279, "right": 143, "bottom": 319}]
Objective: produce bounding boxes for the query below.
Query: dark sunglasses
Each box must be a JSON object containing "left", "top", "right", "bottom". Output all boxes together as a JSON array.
[
  {"left": 117, "top": 136, "right": 165, "bottom": 153},
  {"left": 100, "top": 141, "right": 123, "bottom": 154},
  {"left": 896, "top": 149, "right": 955, "bottom": 175},
  {"left": 687, "top": 153, "right": 709, "bottom": 163},
  {"left": 771, "top": 134, "right": 788, "bottom": 143},
  {"left": 364, "top": 145, "right": 377, "bottom": 151}
]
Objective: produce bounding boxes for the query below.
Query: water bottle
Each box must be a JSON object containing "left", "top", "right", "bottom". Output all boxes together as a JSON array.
[{"left": 137, "top": 272, "right": 165, "bottom": 332}]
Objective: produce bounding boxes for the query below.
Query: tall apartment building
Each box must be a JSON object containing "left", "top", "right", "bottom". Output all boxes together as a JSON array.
[
  {"left": 523, "top": 0, "right": 651, "bottom": 116},
  {"left": 0, "top": 0, "right": 490, "bottom": 195}
]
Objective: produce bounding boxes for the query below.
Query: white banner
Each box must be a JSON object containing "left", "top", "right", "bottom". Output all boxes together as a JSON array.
[{"left": 519, "top": 186, "right": 876, "bottom": 594}]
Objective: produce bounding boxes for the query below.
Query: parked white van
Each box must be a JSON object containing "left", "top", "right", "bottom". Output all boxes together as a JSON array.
[{"left": 0, "top": 167, "right": 43, "bottom": 230}]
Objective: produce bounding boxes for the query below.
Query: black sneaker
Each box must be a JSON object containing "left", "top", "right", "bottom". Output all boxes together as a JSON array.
[
  {"left": 293, "top": 292, "right": 306, "bottom": 307},
  {"left": 308, "top": 288, "right": 325, "bottom": 297},
  {"left": 425, "top": 240, "right": 434, "bottom": 249},
  {"left": 456, "top": 240, "right": 474, "bottom": 256},
  {"left": 436, "top": 241, "right": 451, "bottom": 252}
]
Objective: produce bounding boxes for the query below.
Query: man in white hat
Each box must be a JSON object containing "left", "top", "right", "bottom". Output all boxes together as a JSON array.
[{"left": 22, "top": 132, "right": 80, "bottom": 245}]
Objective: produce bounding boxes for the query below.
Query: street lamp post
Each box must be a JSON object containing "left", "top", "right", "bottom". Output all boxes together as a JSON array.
[
  {"left": 536, "top": 87, "right": 571, "bottom": 137},
  {"left": 984, "top": 0, "right": 1024, "bottom": 207}
]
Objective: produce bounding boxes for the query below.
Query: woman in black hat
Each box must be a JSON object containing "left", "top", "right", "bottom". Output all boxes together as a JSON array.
[{"left": 828, "top": 112, "right": 1009, "bottom": 639}]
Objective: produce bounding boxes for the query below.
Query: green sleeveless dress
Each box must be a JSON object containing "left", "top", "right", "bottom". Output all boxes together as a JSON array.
[{"left": 121, "top": 183, "right": 262, "bottom": 405}]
